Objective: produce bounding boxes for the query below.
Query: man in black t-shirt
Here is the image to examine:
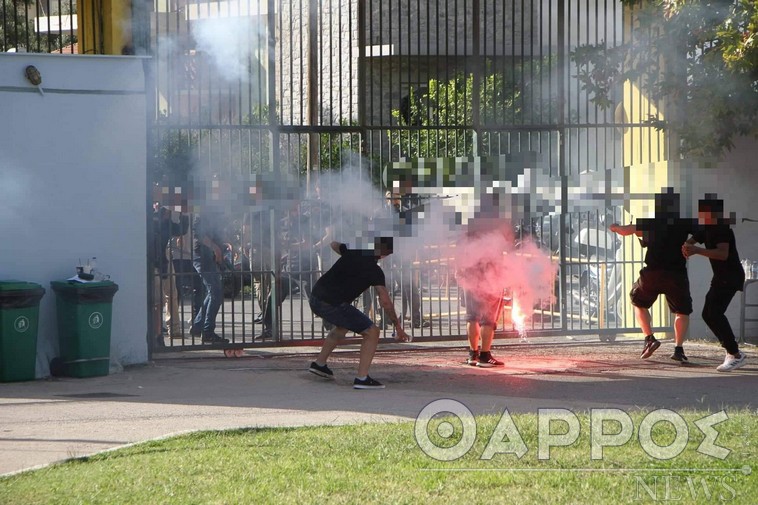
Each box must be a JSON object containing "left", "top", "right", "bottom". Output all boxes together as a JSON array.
[
  {"left": 308, "top": 238, "right": 410, "bottom": 389},
  {"left": 610, "top": 189, "right": 696, "bottom": 362},
  {"left": 683, "top": 196, "right": 747, "bottom": 372}
]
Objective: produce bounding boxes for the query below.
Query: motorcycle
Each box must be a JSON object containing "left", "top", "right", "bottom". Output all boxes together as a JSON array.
[{"left": 570, "top": 223, "right": 624, "bottom": 329}]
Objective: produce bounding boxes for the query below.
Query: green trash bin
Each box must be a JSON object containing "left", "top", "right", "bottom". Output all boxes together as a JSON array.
[
  {"left": 50, "top": 280, "right": 119, "bottom": 378},
  {"left": 0, "top": 281, "right": 45, "bottom": 382}
]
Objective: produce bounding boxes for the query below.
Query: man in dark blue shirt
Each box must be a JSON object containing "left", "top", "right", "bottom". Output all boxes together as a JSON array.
[
  {"left": 611, "top": 189, "right": 696, "bottom": 362},
  {"left": 308, "top": 237, "right": 410, "bottom": 389},
  {"left": 683, "top": 196, "right": 746, "bottom": 372}
]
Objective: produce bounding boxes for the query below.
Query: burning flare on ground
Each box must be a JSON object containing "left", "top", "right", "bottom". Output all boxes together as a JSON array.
[
  {"left": 455, "top": 219, "right": 557, "bottom": 342},
  {"left": 511, "top": 296, "right": 528, "bottom": 338}
]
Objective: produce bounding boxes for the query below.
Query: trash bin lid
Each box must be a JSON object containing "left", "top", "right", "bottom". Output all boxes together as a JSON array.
[
  {"left": 0, "top": 281, "right": 45, "bottom": 307},
  {"left": 50, "top": 280, "right": 119, "bottom": 303},
  {"left": 50, "top": 280, "right": 117, "bottom": 290},
  {"left": 0, "top": 280, "right": 45, "bottom": 292}
]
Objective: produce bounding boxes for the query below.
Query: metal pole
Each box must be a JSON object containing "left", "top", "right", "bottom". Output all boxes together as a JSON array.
[
  {"left": 270, "top": 207, "right": 279, "bottom": 341},
  {"left": 139, "top": 0, "right": 156, "bottom": 358},
  {"left": 471, "top": 0, "right": 481, "bottom": 155},
  {"left": 307, "top": 0, "right": 319, "bottom": 192},
  {"left": 267, "top": 0, "right": 280, "bottom": 172},
  {"left": 558, "top": 0, "right": 568, "bottom": 331}
]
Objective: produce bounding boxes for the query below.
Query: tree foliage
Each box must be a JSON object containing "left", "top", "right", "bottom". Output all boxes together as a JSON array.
[
  {"left": 572, "top": 0, "right": 758, "bottom": 158},
  {"left": 388, "top": 59, "right": 557, "bottom": 159}
]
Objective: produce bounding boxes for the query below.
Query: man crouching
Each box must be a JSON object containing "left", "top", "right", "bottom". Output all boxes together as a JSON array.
[{"left": 308, "top": 237, "right": 410, "bottom": 389}]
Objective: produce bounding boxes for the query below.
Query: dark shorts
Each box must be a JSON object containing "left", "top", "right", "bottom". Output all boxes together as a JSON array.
[
  {"left": 464, "top": 291, "right": 503, "bottom": 327},
  {"left": 309, "top": 295, "right": 374, "bottom": 334},
  {"left": 630, "top": 268, "right": 693, "bottom": 315}
]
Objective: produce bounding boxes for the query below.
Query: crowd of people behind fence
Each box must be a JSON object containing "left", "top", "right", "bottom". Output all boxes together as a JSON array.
[
  {"left": 153, "top": 184, "right": 749, "bottom": 385},
  {"left": 151, "top": 187, "right": 430, "bottom": 349}
]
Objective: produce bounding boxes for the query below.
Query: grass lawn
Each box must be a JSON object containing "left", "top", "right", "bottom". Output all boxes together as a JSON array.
[{"left": 1, "top": 409, "right": 756, "bottom": 504}]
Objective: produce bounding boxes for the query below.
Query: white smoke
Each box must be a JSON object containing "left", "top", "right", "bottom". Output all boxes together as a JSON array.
[
  {"left": 314, "top": 165, "right": 389, "bottom": 250},
  {"left": 192, "top": 16, "right": 266, "bottom": 83}
]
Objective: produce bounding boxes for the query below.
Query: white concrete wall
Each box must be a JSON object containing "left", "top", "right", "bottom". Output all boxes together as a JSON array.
[
  {"left": 685, "top": 138, "right": 758, "bottom": 345},
  {"left": 0, "top": 53, "right": 149, "bottom": 377}
]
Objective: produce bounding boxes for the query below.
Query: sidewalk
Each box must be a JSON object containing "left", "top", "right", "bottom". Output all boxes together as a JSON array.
[{"left": 1, "top": 336, "right": 755, "bottom": 476}]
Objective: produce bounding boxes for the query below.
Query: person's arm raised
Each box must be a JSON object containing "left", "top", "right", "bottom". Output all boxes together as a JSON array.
[{"left": 609, "top": 223, "right": 641, "bottom": 237}]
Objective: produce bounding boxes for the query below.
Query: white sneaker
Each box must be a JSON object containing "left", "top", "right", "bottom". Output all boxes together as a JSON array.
[{"left": 716, "top": 352, "right": 746, "bottom": 372}]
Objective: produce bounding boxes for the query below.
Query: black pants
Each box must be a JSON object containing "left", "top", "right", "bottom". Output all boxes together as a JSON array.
[
  {"left": 262, "top": 273, "right": 312, "bottom": 330},
  {"left": 702, "top": 285, "right": 740, "bottom": 355},
  {"left": 400, "top": 277, "right": 422, "bottom": 325},
  {"left": 173, "top": 259, "right": 203, "bottom": 319}
]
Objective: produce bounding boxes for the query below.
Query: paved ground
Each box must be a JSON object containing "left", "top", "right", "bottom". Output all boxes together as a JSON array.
[{"left": 1, "top": 335, "right": 756, "bottom": 476}]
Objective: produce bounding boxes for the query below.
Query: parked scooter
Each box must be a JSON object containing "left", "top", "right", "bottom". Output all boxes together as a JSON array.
[{"left": 571, "top": 222, "right": 624, "bottom": 333}]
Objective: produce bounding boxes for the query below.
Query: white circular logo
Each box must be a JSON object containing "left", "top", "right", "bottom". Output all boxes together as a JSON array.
[
  {"left": 88, "top": 312, "right": 104, "bottom": 329},
  {"left": 14, "top": 316, "right": 30, "bottom": 333}
]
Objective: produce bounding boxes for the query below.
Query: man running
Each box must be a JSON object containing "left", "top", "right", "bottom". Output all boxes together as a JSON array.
[
  {"left": 610, "top": 188, "right": 696, "bottom": 362},
  {"left": 683, "top": 195, "right": 747, "bottom": 372},
  {"left": 308, "top": 238, "right": 410, "bottom": 389}
]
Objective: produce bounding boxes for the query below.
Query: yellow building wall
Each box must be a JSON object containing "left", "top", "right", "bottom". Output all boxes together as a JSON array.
[
  {"left": 78, "top": 0, "right": 133, "bottom": 55},
  {"left": 620, "top": 78, "right": 672, "bottom": 333}
]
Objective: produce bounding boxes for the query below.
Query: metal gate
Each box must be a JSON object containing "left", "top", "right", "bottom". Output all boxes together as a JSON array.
[{"left": 145, "top": 0, "right": 670, "bottom": 352}]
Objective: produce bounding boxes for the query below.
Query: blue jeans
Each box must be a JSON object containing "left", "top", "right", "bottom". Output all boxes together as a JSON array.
[{"left": 193, "top": 257, "right": 222, "bottom": 334}]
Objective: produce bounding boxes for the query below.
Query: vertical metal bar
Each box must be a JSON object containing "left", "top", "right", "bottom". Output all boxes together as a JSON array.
[
  {"left": 307, "top": 0, "right": 319, "bottom": 189},
  {"left": 558, "top": 0, "right": 568, "bottom": 331},
  {"left": 23, "top": 0, "right": 30, "bottom": 51},
  {"left": 378, "top": 0, "right": 382, "bottom": 130},
  {"left": 366, "top": 0, "right": 374, "bottom": 129},
  {"left": 407, "top": 0, "right": 412, "bottom": 141},
  {"left": 142, "top": 0, "right": 157, "bottom": 357},
  {"left": 2, "top": 0, "right": 6, "bottom": 51},
  {"left": 327, "top": 0, "right": 333, "bottom": 127},
  {"left": 267, "top": 0, "right": 279, "bottom": 171},
  {"left": 471, "top": 0, "right": 480, "bottom": 155},
  {"left": 346, "top": 0, "right": 352, "bottom": 121}
]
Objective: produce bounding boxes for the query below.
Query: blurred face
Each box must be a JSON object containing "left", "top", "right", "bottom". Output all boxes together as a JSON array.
[
  {"left": 374, "top": 238, "right": 393, "bottom": 258},
  {"left": 654, "top": 194, "right": 679, "bottom": 216},
  {"left": 698, "top": 209, "right": 719, "bottom": 225}
]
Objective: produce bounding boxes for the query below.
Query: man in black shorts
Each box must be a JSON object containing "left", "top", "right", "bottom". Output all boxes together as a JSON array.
[
  {"left": 463, "top": 291, "right": 504, "bottom": 367},
  {"left": 683, "top": 196, "right": 747, "bottom": 372},
  {"left": 610, "top": 189, "right": 696, "bottom": 361},
  {"left": 455, "top": 221, "right": 506, "bottom": 368},
  {"left": 308, "top": 238, "right": 410, "bottom": 389}
]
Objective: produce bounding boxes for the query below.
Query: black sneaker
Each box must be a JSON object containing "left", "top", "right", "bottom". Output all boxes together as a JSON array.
[
  {"left": 477, "top": 351, "right": 504, "bottom": 368},
  {"left": 189, "top": 325, "right": 202, "bottom": 337},
  {"left": 201, "top": 332, "right": 229, "bottom": 344},
  {"left": 353, "top": 376, "right": 385, "bottom": 389},
  {"left": 466, "top": 350, "right": 480, "bottom": 366},
  {"left": 308, "top": 361, "right": 334, "bottom": 379},
  {"left": 640, "top": 336, "right": 661, "bottom": 359},
  {"left": 671, "top": 348, "right": 688, "bottom": 363}
]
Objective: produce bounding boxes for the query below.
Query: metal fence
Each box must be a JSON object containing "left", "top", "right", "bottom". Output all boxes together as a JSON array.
[
  {"left": 0, "top": 0, "right": 77, "bottom": 53},
  {"left": 2, "top": 0, "right": 671, "bottom": 351}
]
